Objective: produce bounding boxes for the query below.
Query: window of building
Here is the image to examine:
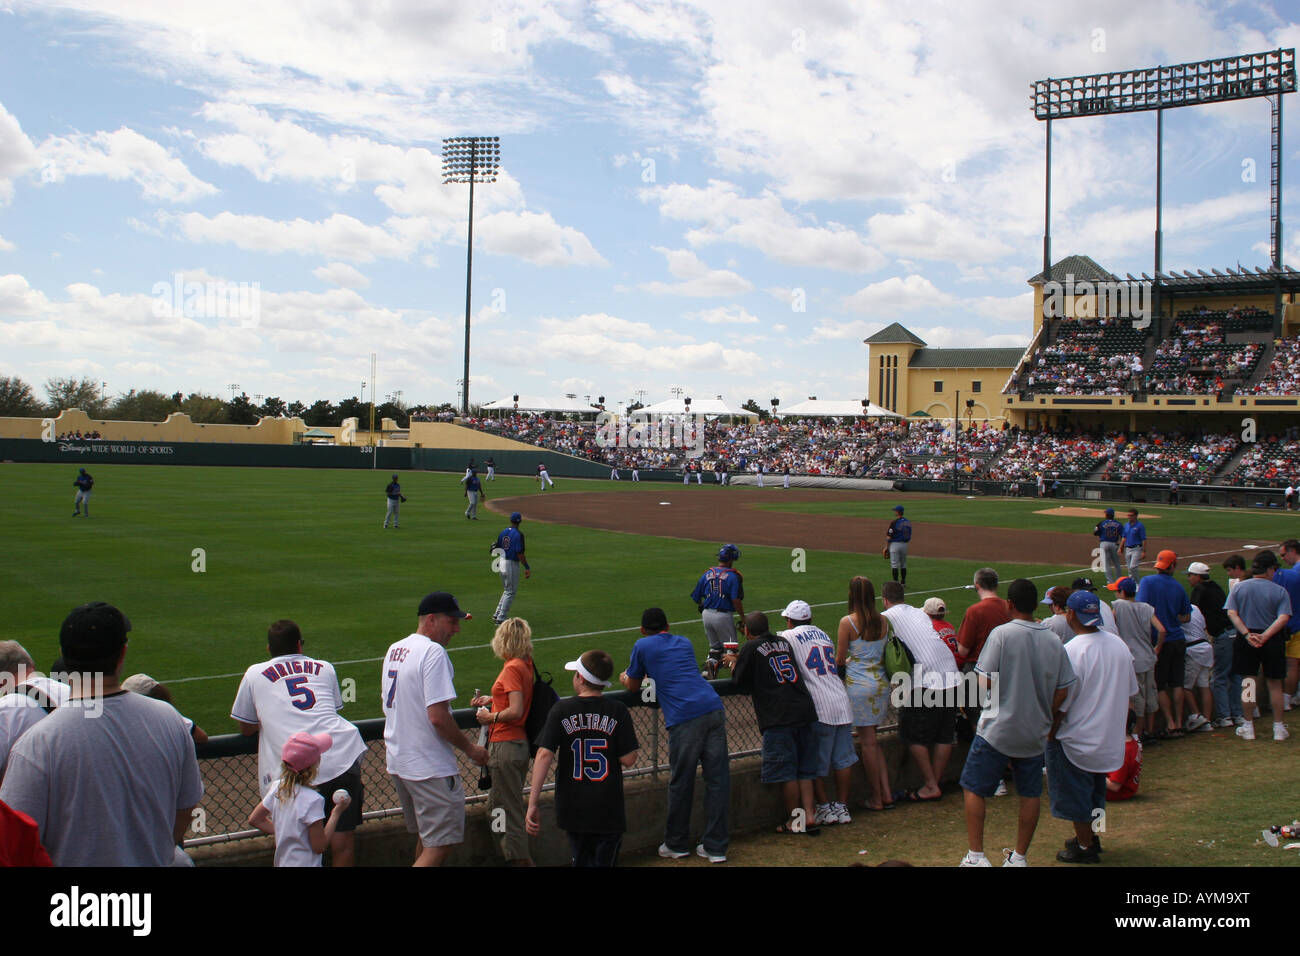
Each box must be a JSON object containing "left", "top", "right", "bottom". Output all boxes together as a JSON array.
[
  {"left": 971, "top": 381, "right": 982, "bottom": 393},
  {"left": 933, "top": 380, "right": 943, "bottom": 393}
]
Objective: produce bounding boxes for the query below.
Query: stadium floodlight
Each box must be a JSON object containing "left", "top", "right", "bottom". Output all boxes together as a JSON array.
[
  {"left": 442, "top": 136, "right": 501, "bottom": 415},
  {"left": 1033, "top": 49, "right": 1296, "bottom": 323}
]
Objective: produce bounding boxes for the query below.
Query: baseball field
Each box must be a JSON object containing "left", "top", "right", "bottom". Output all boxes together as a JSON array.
[{"left": 3, "top": 461, "right": 1293, "bottom": 736}]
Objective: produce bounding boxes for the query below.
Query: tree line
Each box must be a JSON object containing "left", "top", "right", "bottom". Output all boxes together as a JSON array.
[{"left": 0, "top": 375, "right": 454, "bottom": 428}]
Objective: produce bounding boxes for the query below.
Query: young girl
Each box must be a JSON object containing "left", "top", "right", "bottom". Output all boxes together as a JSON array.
[{"left": 248, "top": 731, "right": 350, "bottom": 867}]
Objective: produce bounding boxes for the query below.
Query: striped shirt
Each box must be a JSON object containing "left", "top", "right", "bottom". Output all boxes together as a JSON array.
[
  {"left": 883, "top": 603, "right": 963, "bottom": 690},
  {"left": 778, "top": 624, "right": 853, "bottom": 726}
]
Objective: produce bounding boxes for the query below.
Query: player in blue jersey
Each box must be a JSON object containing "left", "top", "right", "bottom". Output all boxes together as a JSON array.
[
  {"left": 72, "top": 468, "right": 93, "bottom": 517},
  {"left": 491, "top": 512, "right": 531, "bottom": 625},
  {"left": 464, "top": 472, "right": 485, "bottom": 520},
  {"left": 1121, "top": 509, "right": 1147, "bottom": 576},
  {"left": 1093, "top": 508, "right": 1124, "bottom": 583},
  {"left": 883, "top": 505, "right": 912, "bottom": 587},
  {"left": 691, "top": 545, "right": 745, "bottom": 680},
  {"left": 383, "top": 473, "right": 405, "bottom": 528}
]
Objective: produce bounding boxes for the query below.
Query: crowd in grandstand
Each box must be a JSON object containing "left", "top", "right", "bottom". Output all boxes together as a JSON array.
[{"left": 1246, "top": 338, "right": 1300, "bottom": 395}]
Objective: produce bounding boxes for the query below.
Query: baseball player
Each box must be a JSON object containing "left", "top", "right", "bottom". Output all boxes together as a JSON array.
[
  {"left": 691, "top": 545, "right": 745, "bottom": 679},
  {"left": 231, "top": 620, "right": 367, "bottom": 866},
  {"left": 537, "top": 462, "right": 554, "bottom": 491},
  {"left": 1121, "top": 508, "right": 1147, "bottom": 575},
  {"left": 485, "top": 457, "right": 496, "bottom": 481},
  {"left": 491, "top": 512, "right": 531, "bottom": 625},
  {"left": 72, "top": 468, "right": 93, "bottom": 517},
  {"left": 460, "top": 459, "right": 477, "bottom": 483},
  {"left": 716, "top": 460, "right": 728, "bottom": 485},
  {"left": 631, "top": 461, "right": 640, "bottom": 482},
  {"left": 1093, "top": 507, "right": 1124, "bottom": 583},
  {"left": 756, "top": 464, "right": 765, "bottom": 488},
  {"left": 384, "top": 473, "right": 406, "bottom": 528},
  {"left": 783, "top": 466, "right": 791, "bottom": 490},
  {"left": 694, "top": 462, "right": 703, "bottom": 485},
  {"left": 464, "top": 471, "right": 485, "bottom": 520},
  {"left": 610, "top": 466, "right": 621, "bottom": 480},
  {"left": 883, "top": 504, "right": 912, "bottom": 586},
  {"left": 1169, "top": 478, "right": 1180, "bottom": 506},
  {"left": 682, "top": 464, "right": 691, "bottom": 485}
]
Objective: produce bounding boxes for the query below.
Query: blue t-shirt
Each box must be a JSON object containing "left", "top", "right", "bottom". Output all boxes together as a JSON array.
[
  {"left": 1225, "top": 577, "right": 1293, "bottom": 632},
  {"left": 1272, "top": 569, "right": 1300, "bottom": 633},
  {"left": 1122, "top": 521, "right": 1146, "bottom": 548},
  {"left": 1135, "top": 572, "right": 1191, "bottom": 642},
  {"left": 626, "top": 632, "right": 722, "bottom": 728}
]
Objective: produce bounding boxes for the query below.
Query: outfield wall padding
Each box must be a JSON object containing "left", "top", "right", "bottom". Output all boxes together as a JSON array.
[{"left": 0, "top": 438, "right": 409, "bottom": 470}]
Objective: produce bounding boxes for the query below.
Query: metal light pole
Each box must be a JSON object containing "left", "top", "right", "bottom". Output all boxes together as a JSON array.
[{"left": 442, "top": 136, "right": 501, "bottom": 416}]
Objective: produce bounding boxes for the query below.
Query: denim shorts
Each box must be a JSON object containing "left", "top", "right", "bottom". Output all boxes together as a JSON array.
[
  {"left": 761, "top": 724, "right": 820, "bottom": 783},
  {"left": 959, "top": 734, "right": 1044, "bottom": 799},
  {"left": 811, "top": 721, "right": 858, "bottom": 777},
  {"left": 1046, "top": 739, "right": 1107, "bottom": 823}
]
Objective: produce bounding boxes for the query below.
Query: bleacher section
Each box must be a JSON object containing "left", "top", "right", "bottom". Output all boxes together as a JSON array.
[
  {"left": 1246, "top": 338, "right": 1300, "bottom": 394},
  {"left": 1225, "top": 432, "right": 1300, "bottom": 486},
  {"left": 1097, "top": 432, "right": 1240, "bottom": 482},
  {"left": 1010, "top": 317, "right": 1148, "bottom": 395}
]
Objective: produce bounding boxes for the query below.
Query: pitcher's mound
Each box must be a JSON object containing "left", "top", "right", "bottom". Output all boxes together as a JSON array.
[{"left": 1034, "top": 506, "right": 1161, "bottom": 519}]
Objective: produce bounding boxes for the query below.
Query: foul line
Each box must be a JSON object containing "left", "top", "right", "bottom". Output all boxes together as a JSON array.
[{"left": 162, "top": 541, "right": 1277, "bottom": 686}]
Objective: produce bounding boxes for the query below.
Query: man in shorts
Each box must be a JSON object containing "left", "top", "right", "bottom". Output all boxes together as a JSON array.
[
  {"left": 958, "top": 579, "right": 1075, "bottom": 867},
  {"left": 1049, "top": 591, "right": 1138, "bottom": 864},
  {"left": 1179, "top": 605, "right": 1214, "bottom": 733},
  {"left": 1225, "top": 553, "right": 1293, "bottom": 741},
  {"left": 1108, "top": 577, "right": 1165, "bottom": 742},
  {"left": 380, "top": 592, "right": 488, "bottom": 866},
  {"left": 729, "top": 612, "right": 819, "bottom": 835}
]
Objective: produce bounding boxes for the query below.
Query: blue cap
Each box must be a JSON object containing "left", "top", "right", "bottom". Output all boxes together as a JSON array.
[
  {"left": 1066, "top": 590, "right": 1102, "bottom": 627},
  {"left": 1109, "top": 576, "right": 1137, "bottom": 594},
  {"left": 1104, "top": 507, "right": 1114, "bottom": 516},
  {"left": 718, "top": 544, "right": 740, "bottom": 562},
  {"left": 893, "top": 505, "right": 904, "bottom": 513},
  {"left": 510, "top": 512, "right": 522, "bottom": 523}
]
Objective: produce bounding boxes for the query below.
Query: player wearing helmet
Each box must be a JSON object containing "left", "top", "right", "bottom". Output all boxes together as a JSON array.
[{"left": 691, "top": 544, "right": 745, "bottom": 679}]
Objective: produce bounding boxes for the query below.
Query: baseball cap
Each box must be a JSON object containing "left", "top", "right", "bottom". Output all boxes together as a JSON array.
[
  {"left": 1066, "top": 590, "right": 1102, "bottom": 627},
  {"left": 282, "top": 731, "right": 333, "bottom": 772},
  {"left": 892, "top": 505, "right": 905, "bottom": 513},
  {"left": 1071, "top": 577, "right": 1098, "bottom": 592},
  {"left": 1154, "top": 549, "right": 1177, "bottom": 570},
  {"left": 1107, "top": 576, "right": 1137, "bottom": 594},
  {"left": 417, "top": 591, "right": 471, "bottom": 620},
  {"left": 1042, "top": 585, "right": 1072, "bottom": 607},
  {"left": 510, "top": 512, "right": 522, "bottom": 523},
  {"left": 59, "top": 602, "right": 132, "bottom": 661},
  {"left": 781, "top": 600, "right": 812, "bottom": 621},
  {"left": 565, "top": 650, "right": 613, "bottom": 688},
  {"left": 1104, "top": 507, "right": 1115, "bottom": 517},
  {"left": 121, "top": 673, "right": 160, "bottom": 696},
  {"left": 1187, "top": 562, "right": 1211, "bottom": 576},
  {"left": 922, "top": 597, "right": 946, "bottom": 615}
]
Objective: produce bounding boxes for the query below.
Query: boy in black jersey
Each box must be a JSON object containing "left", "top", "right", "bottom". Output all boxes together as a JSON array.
[
  {"left": 526, "top": 650, "right": 639, "bottom": 866},
  {"left": 727, "top": 611, "right": 819, "bottom": 835}
]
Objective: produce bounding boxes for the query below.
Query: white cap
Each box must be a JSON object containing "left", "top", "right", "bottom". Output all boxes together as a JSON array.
[
  {"left": 1187, "top": 561, "right": 1212, "bottom": 576},
  {"left": 922, "top": 597, "right": 946, "bottom": 615},
  {"left": 781, "top": 600, "right": 812, "bottom": 621}
]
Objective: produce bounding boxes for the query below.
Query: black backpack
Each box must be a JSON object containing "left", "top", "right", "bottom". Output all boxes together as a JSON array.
[{"left": 524, "top": 664, "right": 560, "bottom": 757}]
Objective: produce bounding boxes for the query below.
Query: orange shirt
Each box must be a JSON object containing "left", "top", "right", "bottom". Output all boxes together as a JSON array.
[{"left": 489, "top": 657, "right": 534, "bottom": 744}]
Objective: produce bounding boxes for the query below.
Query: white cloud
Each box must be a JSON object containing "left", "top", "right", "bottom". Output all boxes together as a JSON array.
[
  {"left": 842, "top": 274, "right": 954, "bottom": 317},
  {"left": 37, "top": 127, "right": 216, "bottom": 203},
  {"left": 639, "top": 246, "right": 752, "bottom": 296},
  {"left": 313, "top": 262, "right": 370, "bottom": 288},
  {"left": 167, "top": 211, "right": 420, "bottom": 262},
  {"left": 684, "top": 304, "right": 759, "bottom": 325},
  {"left": 478, "top": 210, "right": 608, "bottom": 267},
  {"left": 0, "top": 102, "right": 38, "bottom": 205},
  {"left": 866, "top": 204, "right": 1014, "bottom": 266},
  {"left": 0, "top": 235, "right": 14, "bottom": 252}
]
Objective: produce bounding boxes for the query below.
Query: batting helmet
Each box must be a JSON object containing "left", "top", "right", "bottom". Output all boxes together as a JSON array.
[{"left": 718, "top": 544, "right": 740, "bottom": 562}]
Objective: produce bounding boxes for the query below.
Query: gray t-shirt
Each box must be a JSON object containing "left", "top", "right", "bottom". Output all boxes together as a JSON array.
[
  {"left": 1224, "top": 577, "right": 1292, "bottom": 631},
  {"left": 1111, "top": 599, "right": 1159, "bottom": 672},
  {"left": 1044, "top": 614, "right": 1074, "bottom": 644},
  {"left": 974, "top": 619, "right": 1076, "bottom": 758},
  {"left": 0, "top": 691, "right": 204, "bottom": 866}
]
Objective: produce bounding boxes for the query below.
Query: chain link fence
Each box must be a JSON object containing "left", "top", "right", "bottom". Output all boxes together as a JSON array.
[{"left": 187, "top": 681, "right": 901, "bottom": 848}]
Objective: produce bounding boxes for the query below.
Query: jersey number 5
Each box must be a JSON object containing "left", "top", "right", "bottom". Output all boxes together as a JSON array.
[{"left": 285, "top": 675, "right": 316, "bottom": 711}]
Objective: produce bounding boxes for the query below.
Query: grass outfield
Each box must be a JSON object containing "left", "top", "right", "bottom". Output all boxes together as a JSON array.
[
  {"left": 756, "top": 495, "right": 1300, "bottom": 540},
  {"left": 0, "top": 463, "right": 1259, "bottom": 735}
]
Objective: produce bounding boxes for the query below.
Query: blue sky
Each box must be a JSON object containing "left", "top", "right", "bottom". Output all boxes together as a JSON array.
[{"left": 1, "top": 0, "right": 1298, "bottom": 411}]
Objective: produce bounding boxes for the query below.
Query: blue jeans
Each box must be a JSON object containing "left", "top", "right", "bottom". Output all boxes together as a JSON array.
[
  {"left": 1211, "top": 628, "right": 1242, "bottom": 719},
  {"left": 665, "top": 708, "right": 730, "bottom": 856}
]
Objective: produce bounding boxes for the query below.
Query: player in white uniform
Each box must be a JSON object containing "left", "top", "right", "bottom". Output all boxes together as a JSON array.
[
  {"left": 380, "top": 591, "right": 488, "bottom": 866},
  {"left": 231, "top": 620, "right": 367, "bottom": 866},
  {"left": 778, "top": 600, "right": 857, "bottom": 826},
  {"left": 537, "top": 463, "right": 554, "bottom": 491}
]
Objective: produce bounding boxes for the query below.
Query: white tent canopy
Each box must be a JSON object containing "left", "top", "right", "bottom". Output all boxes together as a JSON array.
[
  {"left": 478, "top": 395, "right": 597, "bottom": 414},
  {"left": 637, "top": 397, "right": 750, "bottom": 416},
  {"left": 775, "top": 398, "right": 900, "bottom": 418}
]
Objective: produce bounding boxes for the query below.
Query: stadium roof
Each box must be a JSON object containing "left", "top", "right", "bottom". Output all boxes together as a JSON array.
[
  {"left": 479, "top": 395, "right": 597, "bottom": 413},
  {"left": 776, "top": 398, "right": 900, "bottom": 418},
  {"left": 1028, "top": 255, "right": 1117, "bottom": 284},
  {"left": 639, "top": 397, "right": 750, "bottom": 416},
  {"left": 863, "top": 322, "right": 927, "bottom": 346},
  {"left": 908, "top": 347, "right": 1027, "bottom": 369}
]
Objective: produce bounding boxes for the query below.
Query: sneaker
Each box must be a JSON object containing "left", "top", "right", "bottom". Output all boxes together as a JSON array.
[
  {"left": 701, "top": 659, "right": 718, "bottom": 680},
  {"left": 813, "top": 804, "right": 836, "bottom": 826},
  {"left": 832, "top": 802, "right": 852, "bottom": 825},
  {"left": 1185, "top": 714, "right": 1209, "bottom": 732},
  {"left": 1233, "top": 716, "right": 1246, "bottom": 727},
  {"left": 958, "top": 851, "right": 992, "bottom": 867},
  {"left": 1056, "top": 840, "right": 1101, "bottom": 864},
  {"left": 1236, "top": 722, "right": 1256, "bottom": 740},
  {"left": 993, "top": 780, "right": 1008, "bottom": 797},
  {"left": 1274, "top": 723, "right": 1289, "bottom": 741},
  {"left": 657, "top": 843, "right": 688, "bottom": 859},
  {"left": 1211, "top": 717, "right": 1235, "bottom": 729},
  {"left": 1285, "top": 694, "right": 1294, "bottom": 712},
  {"left": 696, "top": 844, "right": 726, "bottom": 864},
  {"left": 1065, "top": 835, "right": 1103, "bottom": 854},
  {"left": 1001, "top": 849, "right": 1027, "bottom": 867}
]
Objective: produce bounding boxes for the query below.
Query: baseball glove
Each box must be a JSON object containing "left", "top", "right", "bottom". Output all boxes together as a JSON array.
[
  {"left": 880, "top": 545, "right": 889, "bottom": 558},
  {"left": 401, "top": 496, "right": 407, "bottom": 502}
]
